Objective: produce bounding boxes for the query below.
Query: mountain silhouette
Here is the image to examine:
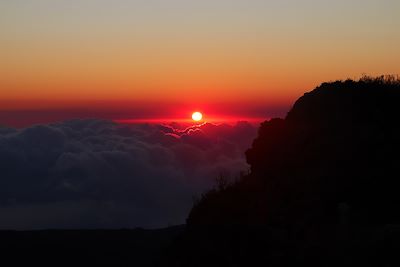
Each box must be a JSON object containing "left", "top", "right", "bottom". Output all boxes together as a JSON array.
[{"left": 164, "top": 76, "right": 400, "bottom": 266}]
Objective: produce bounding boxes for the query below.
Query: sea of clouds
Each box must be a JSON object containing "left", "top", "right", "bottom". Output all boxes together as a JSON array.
[{"left": 0, "top": 119, "right": 257, "bottom": 229}]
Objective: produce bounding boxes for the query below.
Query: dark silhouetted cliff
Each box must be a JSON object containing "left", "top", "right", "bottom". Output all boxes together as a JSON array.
[{"left": 164, "top": 76, "right": 400, "bottom": 267}]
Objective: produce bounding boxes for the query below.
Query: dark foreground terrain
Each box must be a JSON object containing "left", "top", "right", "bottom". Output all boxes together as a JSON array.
[{"left": 0, "top": 226, "right": 184, "bottom": 266}]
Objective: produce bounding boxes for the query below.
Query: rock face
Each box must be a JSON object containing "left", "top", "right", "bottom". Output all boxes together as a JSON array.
[{"left": 171, "top": 77, "right": 400, "bottom": 267}]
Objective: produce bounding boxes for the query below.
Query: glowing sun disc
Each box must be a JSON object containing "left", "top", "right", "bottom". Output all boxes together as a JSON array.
[{"left": 192, "top": 112, "right": 203, "bottom": 121}]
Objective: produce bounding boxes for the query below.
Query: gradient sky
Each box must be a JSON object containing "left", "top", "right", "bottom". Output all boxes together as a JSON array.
[{"left": 1, "top": 0, "right": 399, "bottom": 123}]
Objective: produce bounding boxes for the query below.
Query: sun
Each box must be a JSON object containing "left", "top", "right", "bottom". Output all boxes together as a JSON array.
[{"left": 192, "top": 111, "right": 203, "bottom": 121}]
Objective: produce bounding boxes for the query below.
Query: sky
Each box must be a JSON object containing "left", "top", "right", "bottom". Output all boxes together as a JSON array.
[
  {"left": 0, "top": 0, "right": 399, "bottom": 230},
  {"left": 1, "top": 0, "right": 400, "bottom": 125}
]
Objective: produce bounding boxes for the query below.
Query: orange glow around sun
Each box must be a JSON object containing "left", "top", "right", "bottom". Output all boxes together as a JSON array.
[{"left": 192, "top": 112, "right": 203, "bottom": 121}]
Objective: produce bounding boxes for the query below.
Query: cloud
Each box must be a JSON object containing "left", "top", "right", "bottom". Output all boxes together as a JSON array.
[{"left": 0, "top": 119, "right": 257, "bottom": 229}]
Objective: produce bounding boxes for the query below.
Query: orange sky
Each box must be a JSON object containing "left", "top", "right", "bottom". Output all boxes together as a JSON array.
[{"left": 1, "top": 0, "right": 399, "bottom": 122}]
